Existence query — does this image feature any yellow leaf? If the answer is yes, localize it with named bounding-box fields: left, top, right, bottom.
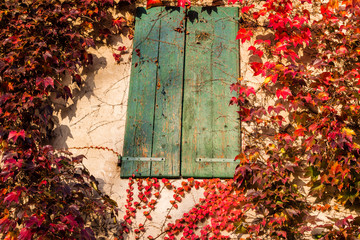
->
left=90, top=181, right=98, bottom=191
left=249, top=152, right=259, bottom=161
left=275, top=64, right=285, bottom=71
left=342, top=127, right=355, bottom=136
left=264, top=76, right=271, bottom=84
left=356, top=47, right=360, bottom=54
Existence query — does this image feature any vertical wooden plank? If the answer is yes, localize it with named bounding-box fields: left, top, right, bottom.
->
left=182, top=6, right=214, bottom=177
left=211, top=7, right=240, bottom=178
left=151, top=8, right=185, bottom=177
left=181, top=7, right=240, bottom=178
left=121, top=7, right=162, bottom=177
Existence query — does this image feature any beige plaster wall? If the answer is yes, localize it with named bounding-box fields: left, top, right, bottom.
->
left=52, top=37, right=131, bottom=202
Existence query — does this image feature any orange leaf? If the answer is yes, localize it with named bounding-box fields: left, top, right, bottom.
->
left=4, top=232, right=16, bottom=240
left=329, top=162, right=340, bottom=176
left=146, top=0, right=163, bottom=9
left=327, top=0, right=339, bottom=9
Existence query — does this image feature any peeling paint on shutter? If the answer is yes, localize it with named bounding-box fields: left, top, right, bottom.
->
left=122, top=7, right=240, bottom=178
left=181, top=7, right=240, bottom=178
left=121, top=7, right=184, bottom=177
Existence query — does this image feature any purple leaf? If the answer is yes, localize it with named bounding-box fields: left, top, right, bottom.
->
left=4, top=191, right=21, bottom=203
left=19, top=228, right=33, bottom=240
left=36, top=76, right=54, bottom=89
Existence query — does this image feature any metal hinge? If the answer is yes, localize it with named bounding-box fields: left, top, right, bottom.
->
left=122, top=157, right=165, bottom=162
left=195, top=158, right=235, bottom=163
left=118, top=156, right=165, bottom=167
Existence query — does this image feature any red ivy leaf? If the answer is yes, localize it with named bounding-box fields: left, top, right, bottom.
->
left=277, top=230, right=287, bottom=238
left=73, top=74, right=82, bottom=87
left=229, top=96, right=238, bottom=105
left=244, top=87, right=256, bottom=97
left=84, top=38, right=95, bottom=47
left=63, top=86, right=72, bottom=100
left=4, top=191, right=21, bottom=203
left=26, top=215, right=44, bottom=228
left=336, top=45, right=348, bottom=55
left=276, top=87, right=292, bottom=99
left=335, top=215, right=353, bottom=227
left=112, top=17, right=126, bottom=28
left=250, top=62, right=265, bottom=76
left=135, top=49, right=141, bottom=57
left=248, top=46, right=263, bottom=57
left=113, top=53, right=121, bottom=63
left=241, top=4, right=255, bottom=13
left=118, top=46, right=127, bottom=52
left=177, top=0, right=190, bottom=8
left=19, top=228, right=33, bottom=240
left=230, top=83, right=241, bottom=92
left=255, top=39, right=271, bottom=45
left=36, top=77, right=54, bottom=89
left=61, top=214, right=78, bottom=228
left=8, top=130, right=25, bottom=142
left=147, top=0, right=163, bottom=8
left=236, top=28, right=253, bottom=43
left=228, top=0, right=243, bottom=3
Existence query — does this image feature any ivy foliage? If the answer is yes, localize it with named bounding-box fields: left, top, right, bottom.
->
left=0, top=0, right=130, bottom=239
left=2, top=0, right=360, bottom=239
left=232, top=0, right=360, bottom=238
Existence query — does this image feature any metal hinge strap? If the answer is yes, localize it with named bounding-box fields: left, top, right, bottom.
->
left=122, top=157, right=165, bottom=162
left=195, top=158, right=235, bottom=163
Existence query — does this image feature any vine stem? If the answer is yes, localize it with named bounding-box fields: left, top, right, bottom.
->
left=138, top=180, right=176, bottom=240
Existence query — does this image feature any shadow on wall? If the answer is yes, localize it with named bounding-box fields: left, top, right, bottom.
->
left=51, top=53, right=108, bottom=149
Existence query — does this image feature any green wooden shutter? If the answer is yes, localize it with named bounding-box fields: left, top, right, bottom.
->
left=121, top=7, right=185, bottom=177
left=181, top=7, right=240, bottom=178
left=121, top=7, right=240, bottom=178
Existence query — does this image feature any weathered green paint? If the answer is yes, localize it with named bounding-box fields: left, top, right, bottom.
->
left=122, top=7, right=240, bottom=178
left=181, top=7, right=240, bottom=178
left=151, top=8, right=184, bottom=177
left=121, top=7, right=162, bottom=177
left=122, top=7, right=185, bottom=177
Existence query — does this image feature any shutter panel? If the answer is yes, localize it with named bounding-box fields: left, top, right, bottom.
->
left=181, top=7, right=240, bottom=178
left=121, top=7, right=185, bottom=177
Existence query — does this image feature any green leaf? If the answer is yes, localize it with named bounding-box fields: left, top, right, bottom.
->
left=306, top=166, right=320, bottom=181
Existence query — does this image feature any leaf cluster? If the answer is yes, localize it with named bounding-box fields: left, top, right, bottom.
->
left=232, top=0, right=360, bottom=238
left=0, top=0, right=131, bottom=239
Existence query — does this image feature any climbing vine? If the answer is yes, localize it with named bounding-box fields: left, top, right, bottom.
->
left=120, top=178, right=245, bottom=240
left=0, top=0, right=129, bottom=239
left=231, top=0, right=360, bottom=238
left=1, top=0, right=360, bottom=239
